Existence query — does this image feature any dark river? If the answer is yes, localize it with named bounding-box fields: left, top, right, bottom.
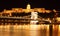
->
left=0, top=24, right=60, bottom=36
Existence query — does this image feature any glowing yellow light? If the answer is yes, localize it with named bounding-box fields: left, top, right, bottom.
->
left=30, top=25, right=38, bottom=30
left=53, top=9, right=56, bottom=12
left=56, top=17, right=60, bottom=21
left=26, top=4, right=31, bottom=9
left=59, top=25, right=60, bottom=31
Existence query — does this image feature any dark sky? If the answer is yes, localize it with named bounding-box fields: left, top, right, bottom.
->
left=0, top=0, right=60, bottom=11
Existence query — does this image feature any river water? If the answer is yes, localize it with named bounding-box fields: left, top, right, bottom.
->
left=0, top=24, right=60, bottom=36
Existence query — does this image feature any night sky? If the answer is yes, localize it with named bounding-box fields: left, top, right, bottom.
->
left=0, top=0, right=60, bottom=12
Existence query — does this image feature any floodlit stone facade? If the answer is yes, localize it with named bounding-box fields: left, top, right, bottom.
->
left=0, top=4, right=58, bottom=16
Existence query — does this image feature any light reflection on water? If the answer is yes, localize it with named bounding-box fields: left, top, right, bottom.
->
left=0, top=24, right=60, bottom=36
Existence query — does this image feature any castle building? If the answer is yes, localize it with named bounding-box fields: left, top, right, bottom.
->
left=0, top=4, right=55, bottom=17
left=0, top=4, right=60, bottom=24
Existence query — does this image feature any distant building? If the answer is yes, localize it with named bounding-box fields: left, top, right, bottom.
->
left=0, top=4, right=60, bottom=24
left=0, top=4, right=55, bottom=16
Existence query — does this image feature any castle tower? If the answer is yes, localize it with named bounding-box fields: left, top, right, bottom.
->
left=26, top=4, right=31, bottom=12
left=26, top=4, right=31, bottom=9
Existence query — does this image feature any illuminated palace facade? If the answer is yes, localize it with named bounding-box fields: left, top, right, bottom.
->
left=0, top=4, right=60, bottom=25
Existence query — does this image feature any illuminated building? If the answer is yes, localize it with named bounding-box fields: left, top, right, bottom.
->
left=0, top=4, right=60, bottom=36
left=0, top=4, right=53, bottom=16
left=0, top=4, right=60, bottom=24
